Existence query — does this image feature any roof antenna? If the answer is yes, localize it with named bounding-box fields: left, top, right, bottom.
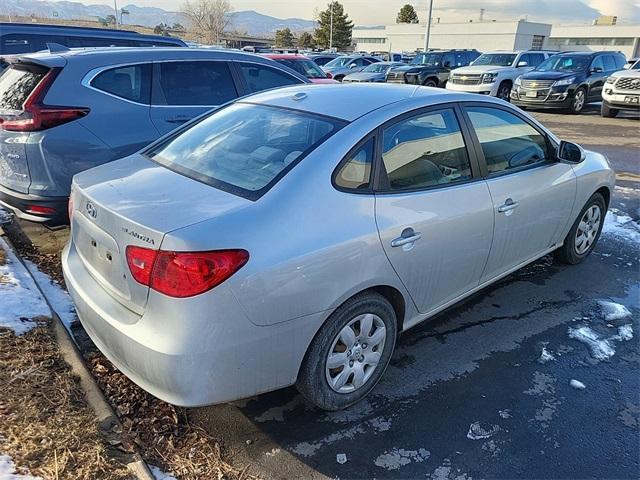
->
left=46, top=43, right=70, bottom=53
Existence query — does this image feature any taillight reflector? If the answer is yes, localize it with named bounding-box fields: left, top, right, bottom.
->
left=25, top=204, right=57, bottom=215
left=125, top=246, right=249, bottom=298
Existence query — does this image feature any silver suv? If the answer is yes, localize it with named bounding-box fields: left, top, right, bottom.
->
left=0, top=47, right=308, bottom=225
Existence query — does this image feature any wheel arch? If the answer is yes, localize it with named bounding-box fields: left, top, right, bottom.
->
left=423, top=75, right=439, bottom=86
left=595, top=185, right=611, bottom=209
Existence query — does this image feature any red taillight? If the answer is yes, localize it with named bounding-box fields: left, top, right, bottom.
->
left=25, top=204, right=56, bottom=215
left=125, top=246, right=249, bottom=298
left=0, top=69, right=89, bottom=132
left=325, top=72, right=333, bottom=79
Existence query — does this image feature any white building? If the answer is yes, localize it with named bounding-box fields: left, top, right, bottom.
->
left=353, top=20, right=552, bottom=54
left=547, top=24, right=640, bottom=58
left=353, top=20, right=640, bottom=59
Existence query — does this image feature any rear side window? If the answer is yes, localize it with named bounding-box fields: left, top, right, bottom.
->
left=334, top=137, right=374, bottom=191
left=1, top=34, right=55, bottom=54
left=156, top=61, right=237, bottom=106
left=465, top=107, right=550, bottom=174
left=528, top=53, right=545, bottom=67
left=381, top=109, right=471, bottom=191
left=146, top=103, right=343, bottom=199
left=91, top=64, right=152, bottom=104
left=602, top=55, right=616, bottom=72
left=0, top=66, right=46, bottom=111
left=613, top=54, right=626, bottom=70
left=238, top=63, right=300, bottom=93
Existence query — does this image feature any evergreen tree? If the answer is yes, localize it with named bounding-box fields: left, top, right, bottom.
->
left=275, top=28, right=295, bottom=47
left=314, top=2, right=353, bottom=50
left=298, top=31, right=315, bottom=49
left=397, top=4, right=419, bottom=24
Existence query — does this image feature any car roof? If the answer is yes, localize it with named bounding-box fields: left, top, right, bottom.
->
left=240, top=83, right=488, bottom=122
left=264, top=53, right=310, bottom=60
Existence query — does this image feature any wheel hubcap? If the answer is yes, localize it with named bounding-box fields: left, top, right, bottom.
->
left=574, top=91, right=585, bottom=111
left=499, top=86, right=510, bottom=100
left=325, top=313, right=386, bottom=393
left=575, top=205, right=601, bottom=255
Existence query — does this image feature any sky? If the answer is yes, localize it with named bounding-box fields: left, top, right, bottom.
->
left=52, top=0, right=640, bottom=25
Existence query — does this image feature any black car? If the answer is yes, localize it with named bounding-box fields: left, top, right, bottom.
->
left=308, top=53, right=340, bottom=66
left=510, top=51, right=627, bottom=114
left=385, top=49, right=481, bottom=87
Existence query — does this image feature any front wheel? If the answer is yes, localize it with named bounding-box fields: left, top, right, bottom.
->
left=601, top=101, right=619, bottom=118
left=423, top=79, right=438, bottom=88
left=497, top=81, right=512, bottom=101
left=296, top=292, right=397, bottom=410
left=569, top=87, right=587, bottom=114
left=555, top=192, right=606, bottom=264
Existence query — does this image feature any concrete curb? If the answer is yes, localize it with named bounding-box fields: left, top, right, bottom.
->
left=0, top=225, right=155, bottom=480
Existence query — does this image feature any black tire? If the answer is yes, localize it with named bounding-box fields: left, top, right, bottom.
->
left=569, top=87, right=587, bottom=114
left=601, top=101, right=619, bottom=118
left=554, top=192, right=606, bottom=265
left=497, top=80, right=512, bottom=101
left=334, top=75, right=345, bottom=82
left=296, top=291, right=397, bottom=411
left=423, top=78, right=438, bottom=88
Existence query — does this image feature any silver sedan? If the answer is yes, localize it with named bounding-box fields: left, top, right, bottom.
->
left=62, top=84, right=615, bottom=410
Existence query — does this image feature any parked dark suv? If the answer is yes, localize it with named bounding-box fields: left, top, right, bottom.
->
left=385, top=49, right=481, bottom=87
left=510, top=51, right=627, bottom=114
left=0, top=48, right=308, bottom=225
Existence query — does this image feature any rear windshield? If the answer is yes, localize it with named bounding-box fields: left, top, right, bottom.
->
left=276, top=59, right=326, bottom=79
left=145, top=103, right=344, bottom=200
left=0, top=65, right=47, bottom=111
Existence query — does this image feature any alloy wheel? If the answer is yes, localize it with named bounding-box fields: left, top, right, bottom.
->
left=573, top=90, right=585, bottom=112
left=574, top=205, right=601, bottom=255
left=325, top=313, right=386, bottom=393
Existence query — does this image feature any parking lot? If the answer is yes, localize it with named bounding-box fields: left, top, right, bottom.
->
left=9, top=107, right=638, bottom=479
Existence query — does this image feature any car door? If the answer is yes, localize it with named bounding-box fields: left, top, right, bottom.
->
left=150, top=60, right=239, bottom=135
left=374, top=106, right=494, bottom=314
left=462, top=104, right=577, bottom=283
left=587, top=55, right=607, bottom=101
left=440, top=52, right=456, bottom=83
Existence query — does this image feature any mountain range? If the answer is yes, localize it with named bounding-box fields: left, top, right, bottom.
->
left=0, top=0, right=317, bottom=37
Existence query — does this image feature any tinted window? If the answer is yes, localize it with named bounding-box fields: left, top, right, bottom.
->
left=466, top=107, right=549, bottom=174
left=335, top=137, right=374, bottom=190
left=442, top=53, right=455, bottom=68
left=528, top=53, right=545, bottom=67
left=454, top=52, right=467, bottom=66
left=381, top=109, right=471, bottom=191
left=91, top=64, right=152, bottom=103
left=537, top=55, right=590, bottom=72
left=519, top=54, right=530, bottom=67
left=275, top=59, right=326, bottom=79
left=0, top=34, right=53, bottom=54
left=602, top=55, right=616, bottom=71
left=157, top=61, right=237, bottom=106
left=590, top=56, right=605, bottom=72
left=613, top=55, right=626, bottom=70
left=0, top=66, right=46, bottom=110
left=239, top=63, right=299, bottom=93
left=147, top=104, right=341, bottom=198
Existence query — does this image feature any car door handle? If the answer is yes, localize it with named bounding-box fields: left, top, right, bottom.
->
left=166, top=116, right=192, bottom=124
left=498, top=198, right=519, bottom=213
left=391, top=228, right=422, bottom=248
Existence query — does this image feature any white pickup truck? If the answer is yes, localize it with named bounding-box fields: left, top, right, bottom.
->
left=446, top=50, right=554, bottom=100
left=602, top=58, right=640, bottom=117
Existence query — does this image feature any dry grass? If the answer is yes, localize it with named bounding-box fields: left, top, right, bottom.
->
left=0, top=322, right=132, bottom=480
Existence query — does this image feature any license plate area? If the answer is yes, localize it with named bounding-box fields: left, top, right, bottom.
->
left=624, top=96, right=639, bottom=104
left=526, top=90, right=538, bottom=98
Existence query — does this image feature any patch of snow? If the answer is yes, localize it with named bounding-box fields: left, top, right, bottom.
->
left=425, top=458, right=470, bottom=480
left=615, top=324, right=633, bottom=341
left=498, top=409, right=511, bottom=419
left=598, top=300, right=632, bottom=321
left=602, top=209, right=640, bottom=243
left=336, top=453, right=347, bottom=464
left=265, top=448, right=280, bottom=457
left=568, top=326, right=615, bottom=360
left=538, top=346, right=556, bottom=364
left=466, top=421, right=500, bottom=440
left=569, top=379, right=586, bottom=390
left=0, top=238, right=50, bottom=334
left=0, top=454, right=40, bottom=479
left=23, top=260, right=76, bottom=331
left=369, top=416, right=392, bottom=432
left=374, top=448, right=430, bottom=471
left=149, top=465, right=177, bottom=480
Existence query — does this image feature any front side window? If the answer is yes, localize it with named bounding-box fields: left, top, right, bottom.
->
left=411, top=53, right=442, bottom=66
left=381, top=109, right=472, bottom=191
left=537, top=55, right=590, bottom=72
left=465, top=107, right=550, bottom=175
left=146, top=103, right=343, bottom=198
left=91, top=64, right=152, bottom=103
left=156, top=61, right=237, bottom=106
left=238, top=63, right=300, bottom=93
left=590, top=56, right=605, bottom=72
left=473, top=53, right=517, bottom=67
left=528, top=53, right=545, bottom=67
left=334, top=137, right=374, bottom=191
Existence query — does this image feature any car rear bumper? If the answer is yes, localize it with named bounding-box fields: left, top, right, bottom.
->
left=62, top=240, right=324, bottom=407
left=0, top=183, right=68, bottom=225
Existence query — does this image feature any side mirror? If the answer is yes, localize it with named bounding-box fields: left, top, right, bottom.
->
left=590, top=66, right=604, bottom=74
left=349, top=63, right=358, bottom=69
left=557, top=140, right=585, bottom=164
left=517, top=61, right=528, bottom=67
left=623, top=63, right=631, bottom=70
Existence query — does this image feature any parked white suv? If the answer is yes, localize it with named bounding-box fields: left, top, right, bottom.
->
left=602, top=59, right=640, bottom=117
left=446, top=50, right=553, bottom=100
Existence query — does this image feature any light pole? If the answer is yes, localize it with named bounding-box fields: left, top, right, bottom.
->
left=423, top=0, right=434, bottom=51
left=329, top=2, right=334, bottom=51
left=113, top=0, right=119, bottom=28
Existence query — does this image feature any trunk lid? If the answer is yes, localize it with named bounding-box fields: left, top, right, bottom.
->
left=71, top=154, right=250, bottom=314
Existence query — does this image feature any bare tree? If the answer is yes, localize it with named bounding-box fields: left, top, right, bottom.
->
left=181, top=0, right=233, bottom=45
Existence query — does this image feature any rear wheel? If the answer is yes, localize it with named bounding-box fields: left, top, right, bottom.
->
left=334, top=75, right=345, bottom=82
left=555, top=192, right=606, bottom=264
left=296, top=292, right=397, bottom=410
left=423, top=78, right=438, bottom=88
left=497, top=80, right=512, bottom=101
left=569, top=87, right=587, bottom=114
left=601, top=101, right=619, bottom=118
